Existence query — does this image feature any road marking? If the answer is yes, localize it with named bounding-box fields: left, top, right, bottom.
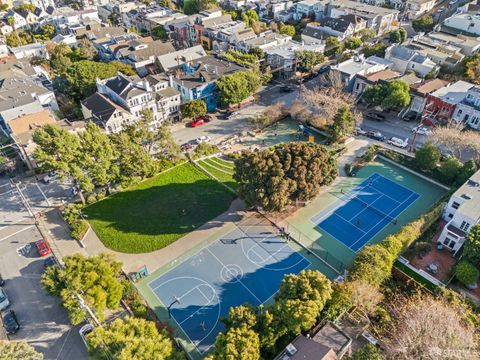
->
left=35, top=183, right=52, bottom=206
left=0, top=225, right=35, bottom=242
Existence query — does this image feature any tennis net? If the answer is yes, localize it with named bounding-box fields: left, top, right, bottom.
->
left=340, top=190, right=398, bottom=224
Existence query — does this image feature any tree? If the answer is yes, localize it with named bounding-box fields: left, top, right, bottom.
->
left=151, top=25, right=168, bottom=40
left=183, top=0, right=218, bottom=15
left=241, top=9, right=259, bottom=28
left=278, top=22, right=295, bottom=37
left=180, top=99, right=207, bottom=119
left=274, top=270, right=332, bottom=335
left=412, top=15, right=434, bottom=32
left=5, top=30, right=33, bottom=47
left=248, top=47, right=264, bottom=60
left=234, top=143, right=337, bottom=211
left=385, top=295, right=477, bottom=359
left=76, top=37, right=97, bottom=60
left=431, top=127, right=480, bottom=161
left=223, top=305, right=258, bottom=330
left=358, top=28, right=376, bottom=43
left=41, top=253, right=123, bottom=324
left=348, top=244, right=395, bottom=287
left=361, top=43, right=387, bottom=58
left=330, top=105, right=355, bottom=142
left=216, top=71, right=263, bottom=105
left=49, top=43, right=73, bottom=74
left=86, top=317, right=182, bottom=360
left=325, top=36, right=344, bottom=57
left=347, top=344, right=384, bottom=360
left=345, top=37, right=362, bottom=50
left=362, top=80, right=410, bottom=109
left=415, top=142, right=441, bottom=170
left=110, top=61, right=136, bottom=76
left=465, top=54, right=480, bottom=85
left=0, top=341, right=43, bottom=360
left=15, top=3, right=35, bottom=12
left=224, top=10, right=238, bottom=20
left=66, top=60, right=120, bottom=98
left=295, top=51, right=325, bottom=73
left=389, top=30, right=401, bottom=44
left=464, top=224, right=480, bottom=264
left=209, top=327, right=261, bottom=360
left=457, top=159, right=477, bottom=185
left=439, top=156, right=462, bottom=183
left=156, top=125, right=183, bottom=161
left=455, top=260, right=479, bottom=286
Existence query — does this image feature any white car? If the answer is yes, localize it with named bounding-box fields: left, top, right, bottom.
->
left=195, top=136, right=212, bottom=144
left=79, top=323, right=94, bottom=346
left=449, top=0, right=457, bottom=4
left=0, top=287, right=10, bottom=311
left=387, top=137, right=409, bottom=149
left=355, top=127, right=367, bottom=136
left=411, top=126, right=432, bottom=136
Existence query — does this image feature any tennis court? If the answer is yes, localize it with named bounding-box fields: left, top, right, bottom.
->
left=311, top=173, right=419, bottom=252
left=147, top=221, right=310, bottom=354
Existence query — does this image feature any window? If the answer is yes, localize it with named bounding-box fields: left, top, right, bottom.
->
left=451, top=201, right=460, bottom=209
left=448, top=213, right=453, bottom=219
left=457, top=109, right=463, bottom=115
left=460, top=221, right=470, bottom=231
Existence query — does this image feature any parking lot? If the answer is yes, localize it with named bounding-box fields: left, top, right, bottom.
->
left=0, top=176, right=87, bottom=359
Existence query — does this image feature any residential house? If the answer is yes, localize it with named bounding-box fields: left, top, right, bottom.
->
left=235, top=31, right=291, bottom=53
left=443, top=11, right=480, bottom=36
left=13, top=0, right=55, bottom=12
left=385, top=44, right=437, bottom=78
left=188, top=9, right=224, bottom=44
left=0, top=22, right=14, bottom=35
left=427, top=32, right=480, bottom=56
left=352, top=68, right=402, bottom=98
left=193, top=13, right=233, bottom=46
left=401, top=78, right=449, bottom=120
left=171, top=55, right=244, bottom=111
left=224, top=0, right=256, bottom=9
left=6, top=10, right=28, bottom=30
left=422, top=80, right=474, bottom=125
left=129, top=6, right=187, bottom=34
left=50, top=7, right=100, bottom=27
left=295, top=0, right=318, bottom=20
left=15, top=7, right=39, bottom=28
left=438, top=169, right=480, bottom=253
left=303, top=14, right=366, bottom=41
left=50, top=33, right=78, bottom=48
left=403, top=35, right=465, bottom=68
left=404, top=0, right=436, bottom=20
left=115, top=39, right=176, bottom=76
left=0, top=40, right=9, bottom=58
left=9, top=42, right=48, bottom=59
left=275, top=322, right=351, bottom=360
left=91, top=73, right=180, bottom=132
left=98, top=1, right=137, bottom=26
left=228, top=28, right=257, bottom=51
left=156, top=45, right=207, bottom=72
left=451, top=85, right=480, bottom=130
left=166, top=17, right=194, bottom=47
left=201, top=20, right=246, bottom=50
left=258, top=0, right=295, bottom=22
left=331, top=54, right=393, bottom=91
left=265, top=40, right=324, bottom=79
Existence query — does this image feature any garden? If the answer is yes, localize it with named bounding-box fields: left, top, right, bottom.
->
left=83, top=163, right=235, bottom=253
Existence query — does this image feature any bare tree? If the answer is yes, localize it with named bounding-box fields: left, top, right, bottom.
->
left=264, top=102, right=286, bottom=122
left=431, top=127, right=480, bottom=160
left=348, top=281, right=383, bottom=315
left=385, top=295, right=477, bottom=360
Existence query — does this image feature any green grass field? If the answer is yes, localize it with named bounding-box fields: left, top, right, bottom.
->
left=84, top=163, right=235, bottom=253
left=197, top=156, right=237, bottom=190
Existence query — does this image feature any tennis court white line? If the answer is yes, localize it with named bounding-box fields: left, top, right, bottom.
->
left=349, top=192, right=386, bottom=223
left=333, top=212, right=366, bottom=234
left=206, top=248, right=263, bottom=304
left=349, top=191, right=418, bottom=251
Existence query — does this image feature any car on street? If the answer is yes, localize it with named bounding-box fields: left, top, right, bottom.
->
left=365, top=112, right=386, bottom=121
left=355, top=127, right=367, bottom=136
left=449, top=0, right=457, bottom=4
left=79, top=323, right=94, bottom=347
left=2, top=310, right=19, bottom=334
left=35, top=239, right=51, bottom=257
left=43, top=256, right=56, bottom=268
left=411, top=125, right=432, bottom=136
left=0, top=274, right=4, bottom=286
left=367, top=130, right=386, bottom=141
left=403, top=112, right=417, bottom=122
left=0, top=287, right=10, bottom=310
left=195, top=135, right=212, bottom=144
left=387, top=137, right=409, bottom=149
left=319, top=66, right=330, bottom=74
left=189, top=117, right=210, bottom=128
left=280, top=86, right=294, bottom=93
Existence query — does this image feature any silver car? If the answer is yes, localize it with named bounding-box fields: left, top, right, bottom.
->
left=0, top=287, right=10, bottom=310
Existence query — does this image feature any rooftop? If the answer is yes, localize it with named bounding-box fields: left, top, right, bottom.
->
left=430, top=80, right=474, bottom=104
left=157, top=45, right=207, bottom=71
left=7, top=110, right=55, bottom=135
left=332, top=55, right=392, bottom=76
left=411, top=79, right=450, bottom=96
left=82, top=92, right=129, bottom=121
left=451, top=169, right=480, bottom=220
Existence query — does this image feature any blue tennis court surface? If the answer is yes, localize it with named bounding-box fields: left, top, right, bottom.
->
left=312, top=173, right=419, bottom=252
left=148, top=223, right=310, bottom=354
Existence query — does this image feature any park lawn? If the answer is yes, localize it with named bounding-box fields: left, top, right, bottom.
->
left=198, top=157, right=237, bottom=190
left=84, top=163, right=235, bottom=253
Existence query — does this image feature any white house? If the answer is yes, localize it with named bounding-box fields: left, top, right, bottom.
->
left=443, top=12, right=480, bottom=36
left=404, top=0, right=436, bottom=20
left=451, top=85, right=480, bottom=130
left=385, top=44, right=437, bottom=78
left=438, top=169, right=480, bottom=253
left=9, top=42, right=48, bottom=59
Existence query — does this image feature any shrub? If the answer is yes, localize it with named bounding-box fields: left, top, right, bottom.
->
left=131, top=297, right=148, bottom=318
left=455, top=260, right=479, bottom=286
left=193, top=142, right=218, bottom=159
left=70, top=219, right=89, bottom=240
left=344, top=163, right=353, bottom=176
left=360, top=145, right=376, bottom=162
left=86, top=193, right=97, bottom=204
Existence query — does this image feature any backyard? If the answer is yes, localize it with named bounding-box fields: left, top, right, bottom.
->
left=84, top=163, right=236, bottom=253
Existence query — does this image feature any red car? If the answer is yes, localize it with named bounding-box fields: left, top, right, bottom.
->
left=35, top=239, right=51, bottom=257
left=190, top=117, right=211, bottom=128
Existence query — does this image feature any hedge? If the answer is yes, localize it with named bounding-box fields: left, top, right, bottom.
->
left=70, top=219, right=89, bottom=240
left=348, top=201, right=445, bottom=288
left=455, top=260, right=480, bottom=287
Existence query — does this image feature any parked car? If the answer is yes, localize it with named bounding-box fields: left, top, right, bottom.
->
left=280, top=86, right=294, bottom=93
left=42, top=171, right=57, bottom=184
left=0, top=274, right=4, bottom=286
left=0, top=287, right=10, bottom=310
left=403, top=112, right=417, bottom=122
left=35, top=239, right=51, bottom=257
left=43, top=256, right=56, bottom=268
left=365, top=112, right=386, bottom=121
left=355, top=127, right=367, bottom=136
left=2, top=310, right=19, bottom=334
left=387, top=137, right=409, bottom=149
left=79, top=323, right=94, bottom=347
left=319, top=66, right=330, bottom=74
left=195, top=136, right=212, bottom=144
left=411, top=125, right=432, bottom=136
left=367, top=131, right=386, bottom=141
left=190, top=117, right=209, bottom=128
left=448, top=0, right=457, bottom=5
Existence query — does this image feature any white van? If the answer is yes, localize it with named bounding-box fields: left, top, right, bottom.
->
left=387, top=137, right=409, bottom=149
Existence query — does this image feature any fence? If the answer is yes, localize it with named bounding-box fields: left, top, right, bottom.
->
left=255, top=209, right=347, bottom=276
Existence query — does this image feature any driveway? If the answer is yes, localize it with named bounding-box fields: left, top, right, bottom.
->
left=0, top=176, right=87, bottom=360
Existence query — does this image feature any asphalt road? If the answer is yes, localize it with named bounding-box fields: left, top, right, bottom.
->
left=0, top=176, right=87, bottom=360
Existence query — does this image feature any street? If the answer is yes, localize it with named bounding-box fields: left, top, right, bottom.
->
left=0, top=177, right=87, bottom=360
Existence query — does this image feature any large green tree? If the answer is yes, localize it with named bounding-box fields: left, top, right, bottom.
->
left=151, top=25, right=168, bottom=40
left=439, top=156, right=462, bottom=184
left=234, top=142, right=337, bottom=211
left=156, top=125, right=183, bottom=161
left=0, top=341, right=43, bottom=360
left=183, top=0, right=217, bottom=15
left=464, top=224, right=480, bottom=264
left=348, top=344, right=385, bottom=360
left=216, top=71, right=263, bottom=106
left=415, top=142, right=441, bottom=171
left=41, top=253, right=123, bottom=324
left=278, top=22, right=295, bottom=37
left=412, top=15, right=434, bottom=32
left=325, top=36, right=344, bottom=57
left=330, top=105, right=355, bottom=142
left=87, top=317, right=182, bottom=360
left=180, top=99, right=207, bottom=119
left=362, top=80, right=410, bottom=109
left=208, top=327, right=261, bottom=360
left=241, top=9, right=259, bottom=28
left=358, top=28, right=376, bottom=43
left=295, top=51, right=325, bottom=73
left=345, top=37, right=362, bottom=50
